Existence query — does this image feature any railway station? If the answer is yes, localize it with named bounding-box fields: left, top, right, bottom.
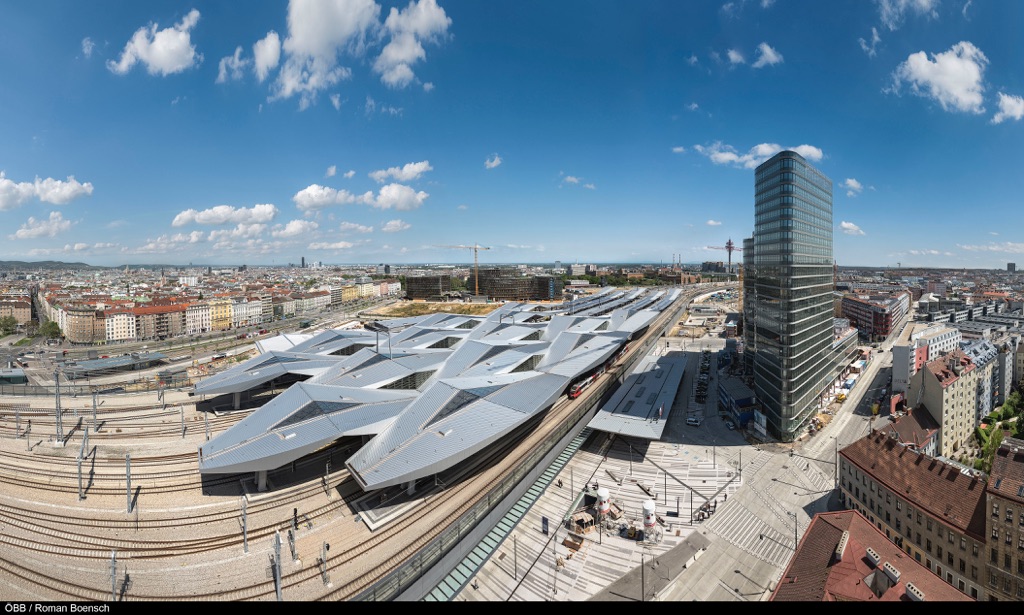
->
left=195, top=290, right=682, bottom=502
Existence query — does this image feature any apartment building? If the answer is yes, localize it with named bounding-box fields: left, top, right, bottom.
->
left=185, top=302, right=211, bottom=335
left=209, top=298, right=233, bottom=331
left=231, top=298, right=263, bottom=328
left=0, top=299, right=32, bottom=325
left=104, top=308, right=137, bottom=342
left=840, top=292, right=911, bottom=342
left=963, top=340, right=1000, bottom=422
left=65, top=305, right=101, bottom=344
left=985, top=437, right=1024, bottom=601
left=839, top=430, right=987, bottom=599
left=892, top=323, right=962, bottom=395
left=907, top=350, right=979, bottom=458
left=272, top=295, right=296, bottom=319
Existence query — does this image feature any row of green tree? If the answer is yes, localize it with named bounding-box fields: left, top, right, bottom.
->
left=974, top=388, right=1024, bottom=473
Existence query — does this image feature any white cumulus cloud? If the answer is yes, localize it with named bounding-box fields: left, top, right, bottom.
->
left=9, top=211, right=73, bottom=239
left=373, top=0, right=451, bottom=89
left=840, top=221, right=865, bottom=235
left=752, top=43, right=783, bottom=68
left=672, top=146, right=685, bottom=153
left=485, top=154, right=502, bottom=169
left=326, top=165, right=337, bottom=177
left=706, top=220, right=722, bottom=226
left=82, top=37, right=95, bottom=58
left=381, top=219, right=411, bottom=232
left=309, top=241, right=354, bottom=250
left=844, top=178, right=864, bottom=197
left=292, top=184, right=374, bottom=211
left=369, top=160, right=432, bottom=183
left=373, top=183, right=428, bottom=210
left=171, top=203, right=278, bottom=226
left=216, top=46, right=250, bottom=83
left=272, top=219, right=319, bottom=238
left=270, top=0, right=379, bottom=109
left=339, top=221, right=373, bottom=233
left=693, top=142, right=823, bottom=169
left=0, top=172, right=94, bottom=210
left=343, top=170, right=356, bottom=178
left=252, top=30, right=281, bottom=83
left=878, top=0, right=939, bottom=31
left=992, top=92, right=1024, bottom=124
left=890, top=41, right=988, bottom=114
left=107, top=9, right=203, bottom=76
left=727, top=49, right=745, bottom=65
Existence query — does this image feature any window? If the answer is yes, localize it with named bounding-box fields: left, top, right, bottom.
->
left=1006, top=553, right=1012, bottom=570
left=1008, top=532, right=1014, bottom=546
left=896, top=519, right=902, bottom=532
left=993, top=548, right=999, bottom=564
left=886, top=493, right=891, bottom=504
left=886, top=511, right=891, bottom=523
left=949, top=552, right=955, bottom=566
left=993, top=527, right=1000, bottom=540
left=1009, top=508, right=1015, bottom=523
left=917, top=512, right=923, bottom=525
left=916, top=532, right=921, bottom=544
left=1019, top=512, right=1024, bottom=526
left=949, top=531, right=955, bottom=544
left=972, top=565, right=978, bottom=580
left=989, top=571, right=997, bottom=587
left=961, top=537, right=967, bottom=551
left=938, top=546, right=943, bottom=559
left=896, top=501, right=902, bottom=511
left=927, top=518, right=932, bottom=531
left=974, top=543, right=980, bottom=557
left=927, top=539, right=932, bottom=552
left=994, top=503, right=1000, bottom=518
left=960, top=558, right=966, bottom=573
left=1018, top=559, right=1024, bottom=574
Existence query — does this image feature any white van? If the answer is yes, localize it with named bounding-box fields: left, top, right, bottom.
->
left=686, top=416, right=702, bottom=427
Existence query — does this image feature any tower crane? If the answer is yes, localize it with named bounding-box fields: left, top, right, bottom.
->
left=435, top=244, right=492, bottom=296
left=706, top=238, right=743, bottom=274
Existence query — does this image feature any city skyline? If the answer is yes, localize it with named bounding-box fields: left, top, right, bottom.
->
left=2, top=1, right=1023, bottom=269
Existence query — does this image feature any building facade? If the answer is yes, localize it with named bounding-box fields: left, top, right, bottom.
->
left=985, top=437, right=1024, bottom=601
left=907, top=350, right=979, bottom=458
left=839, top=430, right=987, bottom=600
left=744, top=150, right=836, bottom=441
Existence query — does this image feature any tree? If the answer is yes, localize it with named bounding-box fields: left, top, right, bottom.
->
left=0, top=315, right=16, bottom=335
left=40, top=321, right=61, bottom=340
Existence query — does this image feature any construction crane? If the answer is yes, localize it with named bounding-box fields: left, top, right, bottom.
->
left=435, top=244, right=492, bottom=296
left=706, top=238, right=743, bottom=274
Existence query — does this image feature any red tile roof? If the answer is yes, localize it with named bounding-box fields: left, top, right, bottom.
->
left=771, top=510, right=972, bottom=601
left=840, top=430, right=987, bottom=540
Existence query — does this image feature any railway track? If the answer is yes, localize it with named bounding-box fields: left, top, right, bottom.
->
left=0, top=291, right=697, bottom=601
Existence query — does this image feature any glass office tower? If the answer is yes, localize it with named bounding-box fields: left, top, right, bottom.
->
left=746, top=150, right=834, bottom=441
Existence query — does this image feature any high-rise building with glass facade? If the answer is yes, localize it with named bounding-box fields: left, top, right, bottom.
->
left=743, top=150, right=836, bottom=441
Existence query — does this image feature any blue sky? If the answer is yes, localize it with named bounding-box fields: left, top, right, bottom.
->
left=1, top=0, right=1023, bottom=270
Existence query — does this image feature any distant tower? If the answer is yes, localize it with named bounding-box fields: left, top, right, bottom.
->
left=301, top=256, right=306, bottom=269
left=1009, top=263, right=1016, bottom=273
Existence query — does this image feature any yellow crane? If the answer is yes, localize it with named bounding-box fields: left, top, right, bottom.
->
left=435, top=244, right=492, bottom=296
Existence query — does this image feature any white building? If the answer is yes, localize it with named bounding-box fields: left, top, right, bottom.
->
left=185, top=302, right=211, bottom=335
left=892, top=322, right=962, bottom=395
left=104, top=309, right=137, bottom=343
left=232, top=299, right=263, bottom=328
